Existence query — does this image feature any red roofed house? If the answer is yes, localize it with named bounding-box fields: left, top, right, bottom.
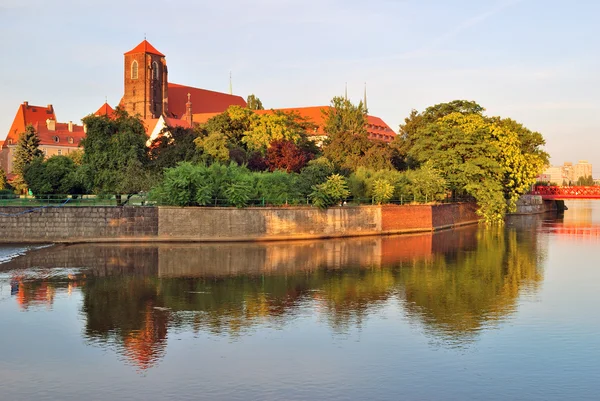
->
left=254, top=106, right=396, bottom=147
left=0, top=102, right=85, bottom=174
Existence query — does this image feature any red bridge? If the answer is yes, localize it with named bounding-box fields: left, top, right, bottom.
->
left=532, top=186, right=600, bottom=200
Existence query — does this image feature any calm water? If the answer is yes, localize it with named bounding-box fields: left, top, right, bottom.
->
left=0, top=201, right=599, bottom=401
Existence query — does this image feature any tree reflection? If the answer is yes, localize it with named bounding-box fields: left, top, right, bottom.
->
left=4, top=224, right=545, bottom=369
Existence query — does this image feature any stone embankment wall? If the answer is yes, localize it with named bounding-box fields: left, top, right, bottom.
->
left=0, top=203, right=479, bottom=243
left=511, top=195, right=559, bottom=215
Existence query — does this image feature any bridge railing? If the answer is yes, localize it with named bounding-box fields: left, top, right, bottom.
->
left=532, top=186, right=600, bottom=198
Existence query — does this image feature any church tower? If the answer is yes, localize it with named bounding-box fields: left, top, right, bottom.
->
left=122, top=40, right=169, bottom=119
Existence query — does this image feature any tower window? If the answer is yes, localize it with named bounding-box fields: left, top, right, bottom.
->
left=131, top=60, right=139, bottom=79
left=152, top=61, right=159, bottom=80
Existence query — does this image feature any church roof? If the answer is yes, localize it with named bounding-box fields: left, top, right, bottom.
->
left=167, top=83, right=247, bottom=118
left=94, top=102, right=116, bottom=118
left=124, top=40, right=165, bottom=57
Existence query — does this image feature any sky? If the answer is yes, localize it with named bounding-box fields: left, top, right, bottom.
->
left=1, top=0, right=599, bottom=176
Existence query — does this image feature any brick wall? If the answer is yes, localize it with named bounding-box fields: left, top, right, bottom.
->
left=0, top=207, right=157, bottom=242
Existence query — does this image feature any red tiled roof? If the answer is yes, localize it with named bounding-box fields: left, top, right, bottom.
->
left=124, top=40, right=165, bottom=57
left=94, top=102, right=116, bottom=118
left=168, top=83, right=247, bottom=118
left=31, top=121, right=85, bottom=148
left=142, top=118, right=160, bottom=135
left=164, top=117, right=191, bottom=128
left=5, top=102, right=56, bottom=145
left=255, top=106, right=396, bottom=142
left=192, top=112, right=222, bottom=124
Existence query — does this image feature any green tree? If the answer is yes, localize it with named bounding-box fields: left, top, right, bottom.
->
left=321, top=97, right=371, bottom=172
left=256, top=170, right=299, bottom=205
left=400, top=102, right=547, bottom=223
left=576, top=175, right=595, bottom=186
left=0, top=167, right=7, bottom=190
left=150, top=126, right=202, bottom=171
left=66, top=149, right=84, bottom=166
left=23, top=156, right=85, bottom=197
left=394, top=100, right=485, bottom=168
left=12, top=124, right=44, bottom=193
left=81, top=108, right=151, bottom=204
left=310, top=174, right=350, bottom=208
left=297, top=158, right=335, bottom=198
left=195, top=132, right=230, bottom=163
left=247, top=94, right=264, bottom=110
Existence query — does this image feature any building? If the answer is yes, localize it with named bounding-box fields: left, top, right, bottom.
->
left=0, top=102, right=85, bottom=174
left=2, top=40, right=397, bottom=174
left=194, top=106, right=396, bottom=147
left=119, top=40, right=246, bottom=129
left=541, top=160, right=594, bottom=185
left=118, top=40, right=395, bottom=142
left=573, top=160, right=592, bottom=181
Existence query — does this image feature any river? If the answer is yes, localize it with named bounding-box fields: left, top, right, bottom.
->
left=0, top=200, right=598, bottom=400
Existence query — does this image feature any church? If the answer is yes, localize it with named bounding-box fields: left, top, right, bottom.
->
left=1, top=40, right=395, bottom=175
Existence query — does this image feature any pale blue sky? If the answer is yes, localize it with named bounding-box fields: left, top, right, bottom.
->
left=1, top=0, right=598, bottom=176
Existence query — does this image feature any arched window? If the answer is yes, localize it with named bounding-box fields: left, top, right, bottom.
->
left=152, top=61, right=159, bottom=80
left=131, top=60, right=139, bottom=79
left=53, top=136, right=59, bottom=143
left=67, top=137, right=74, bottom=144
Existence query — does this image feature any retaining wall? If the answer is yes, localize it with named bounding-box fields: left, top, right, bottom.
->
left=0, top=203, right=479, bottom=243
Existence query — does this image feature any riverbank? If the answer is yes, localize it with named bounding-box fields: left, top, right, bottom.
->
left=0, top=203, right=479, bottom=244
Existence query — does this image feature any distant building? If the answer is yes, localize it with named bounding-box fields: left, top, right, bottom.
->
left=2, top=40, right=397, bottom=174
left=541, top=160, right=594, bottom=185
left=0, top=102, right=85, bottom=175
left=573, top=160, right=592, bottom=181
left=194, top=106, right=396, bottom=146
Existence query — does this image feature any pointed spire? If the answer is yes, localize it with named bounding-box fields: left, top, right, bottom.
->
left=363, top=82, right=368, bottom=112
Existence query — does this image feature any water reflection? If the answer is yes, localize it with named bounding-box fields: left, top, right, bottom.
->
left=0, top=224, right=546, bottom=370
left=541, top=200, right=600, bottom=241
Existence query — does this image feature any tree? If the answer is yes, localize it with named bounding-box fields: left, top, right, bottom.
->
left=297, top=158, right=335, bottom=197
left=195, top=132, right=230, bottom=163
left=247, top=94, right=264, bottom=110
left=12, top=124, right=44, bottom=193
left=242, top=112, right=304, bottom=152
left=266, top=140, right=313, bottom=173
left=576, top=175, right=595, bottom=186
left=66, top=149, right=84, bottom=166
left=150, top=126, right=202, bottom=171
left=81, top=108, right=151, bottom=204
left=394, top=100, right=485, bottom=168
left=321, top=97, right=371, bottom=172
left=202, top=106, right=255, bottom=146
left=0, top=167, right=7, bottom=190
left=404, top=107, right=547, bottom=223
left=23, top=156, right=86, bottom=197
left=310, top=174, right=350, bottom=208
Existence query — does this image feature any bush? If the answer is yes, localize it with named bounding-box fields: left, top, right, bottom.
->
left=256, top=170, right=300, bottom=205
left=372, top=179, right=394, bottom=204
left=310, top=174, right=350, bottom=208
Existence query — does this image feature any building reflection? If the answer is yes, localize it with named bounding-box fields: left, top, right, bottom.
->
left=1, top=223, right=546, bottom=369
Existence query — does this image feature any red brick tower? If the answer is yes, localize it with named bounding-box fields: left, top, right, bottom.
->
left=122, top=40, right=169, bottom=119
